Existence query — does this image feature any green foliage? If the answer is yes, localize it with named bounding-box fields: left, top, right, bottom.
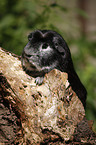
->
left=0, top=0, right=96, bottom=132
left=0, top=0, right=67, bottom=54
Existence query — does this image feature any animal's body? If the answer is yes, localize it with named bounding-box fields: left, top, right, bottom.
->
left=21, top=30, right=87, bottom=108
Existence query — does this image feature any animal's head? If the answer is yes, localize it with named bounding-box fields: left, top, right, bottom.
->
left=22, top=30, right=73, bottom=76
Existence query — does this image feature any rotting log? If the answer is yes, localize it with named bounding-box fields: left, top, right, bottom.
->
left=0, top=47, right=96, bottom=144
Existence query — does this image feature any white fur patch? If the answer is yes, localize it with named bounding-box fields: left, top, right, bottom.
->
left=41, top=61, right=58, bottom=72
left=40, top=45, right=52, bottom=53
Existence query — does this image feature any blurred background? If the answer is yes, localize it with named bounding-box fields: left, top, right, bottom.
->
left=0, top=0, right=96, bottom=132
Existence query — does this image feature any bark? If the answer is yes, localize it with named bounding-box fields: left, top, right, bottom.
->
left=0, top=47, right=96, bottom=144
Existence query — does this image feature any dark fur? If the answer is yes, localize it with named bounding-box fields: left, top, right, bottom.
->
left=21, top=30, right=87, bottom=108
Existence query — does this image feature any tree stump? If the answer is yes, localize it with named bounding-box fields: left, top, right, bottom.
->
left=0, top=47, right=96, bottom=144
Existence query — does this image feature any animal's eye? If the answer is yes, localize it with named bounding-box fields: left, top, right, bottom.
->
left=42, top=43, right=48, bottom=49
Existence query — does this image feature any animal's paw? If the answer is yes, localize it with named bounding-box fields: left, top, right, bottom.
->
left=35, top=76, right=44, bottom=85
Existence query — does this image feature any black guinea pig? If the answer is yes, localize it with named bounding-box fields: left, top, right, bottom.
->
left=21, top=30, right=87, bottom=108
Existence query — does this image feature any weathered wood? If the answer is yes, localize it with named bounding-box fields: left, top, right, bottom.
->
left=0, top=47, right=96, bottom=144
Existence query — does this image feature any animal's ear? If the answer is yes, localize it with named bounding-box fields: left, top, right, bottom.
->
left=53, top=37, right=65, bottom=56
left=56, top=46, right=65, bottom=56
